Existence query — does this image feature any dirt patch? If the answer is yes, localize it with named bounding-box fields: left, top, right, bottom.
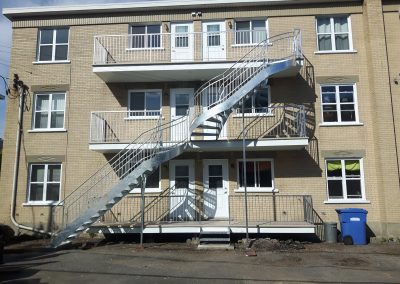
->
left=336, top=257, right=369, bottom=267
left=236, top=238, right=307, bottom=252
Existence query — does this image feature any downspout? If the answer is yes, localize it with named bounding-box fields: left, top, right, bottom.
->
left=10, top=82, right=49, bottom=235
left=382, top=7, right=400, bottom=188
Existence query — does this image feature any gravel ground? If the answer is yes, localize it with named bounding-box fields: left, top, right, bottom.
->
left=1, top=237, right=400, bottom=283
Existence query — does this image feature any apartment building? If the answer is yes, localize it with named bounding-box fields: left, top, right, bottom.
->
left=1, top=0, right=399, bottom=247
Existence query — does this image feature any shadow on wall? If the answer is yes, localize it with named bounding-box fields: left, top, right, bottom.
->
left=275, top=149, right=322, bottom=178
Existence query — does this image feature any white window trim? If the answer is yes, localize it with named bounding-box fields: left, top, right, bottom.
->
left=129, top=167, right=162, bottom=193
left=234, top=85, right=271, bottom=117
left=320, top=84, right=360, bottom=125
left=129, top=24, right=163, bottom=50
left=32, top=92, right=66, bottom=130
left=236, top=158, right=275, bottom=192
left=27, top=163, right=62, bottom=205
left=233, top=19, right=269, bottom=46
left=37, top=28, right=69, bottom=62
left=315, top=15, right=354, bottom=52
left=128, top=89, right=162, bottom=119
left=325, top=158, right=367, bottom=202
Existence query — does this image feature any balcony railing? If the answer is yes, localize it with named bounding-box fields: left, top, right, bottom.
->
left=90, top=104, right=306, bottom=144
left=100, top=191, right=314, bottom=225
left=93, top=30, right=274, bottom=65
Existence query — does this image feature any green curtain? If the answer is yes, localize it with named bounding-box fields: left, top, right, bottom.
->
left=327, top=160, right=360, bottom=171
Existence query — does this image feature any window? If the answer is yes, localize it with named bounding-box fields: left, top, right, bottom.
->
left=33, top=93, right=65, bottom=129
left=237, top=159, right=274, bottom=191
left=321, top=84, right=358, bottom=124
left=326, top=159, right=365, bottom=200
left=37, top=28, right=69, bottom=61
left=130, top=25, right=161, bottom=49
left=235, top=20, right=267, bottom=45
left=128, top=90, right=161, bottom=117
left=174, top=25, right=189, bottom=48
left=28, top=164, right=61, bottom=203
left=316, top=16, right=352, bottom=51
left=237, top=86, right=270, bottom=115
left=130, top=167, right=161, bottom=193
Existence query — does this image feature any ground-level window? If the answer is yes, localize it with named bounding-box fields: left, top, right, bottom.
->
left=33, top=93, right=66, bottom=129
left=237, top=159, right=274, bottom=191
left=325, top=159, right=365, bottom=200
left=28, top=164, right=62, bottom=203
left=321, top=84, right=358, bottom=124
left=128, top=90, right=162, bottom=117
left=130, top=167, right=161, bottom=192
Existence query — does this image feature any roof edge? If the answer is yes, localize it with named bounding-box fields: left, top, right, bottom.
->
left=3, top=0, right=361, bottom=20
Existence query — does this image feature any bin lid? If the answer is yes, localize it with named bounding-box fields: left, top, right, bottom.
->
left=335, top=208, right=368, bottom=214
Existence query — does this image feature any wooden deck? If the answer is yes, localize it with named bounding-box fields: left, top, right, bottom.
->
left=90, top=220, right=316, bottom=235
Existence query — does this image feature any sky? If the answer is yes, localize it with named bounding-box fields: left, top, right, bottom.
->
left=0, top=0, right=145, bottom=138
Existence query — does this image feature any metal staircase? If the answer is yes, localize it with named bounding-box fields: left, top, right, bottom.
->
left=50, top=30, right=303, bottom=248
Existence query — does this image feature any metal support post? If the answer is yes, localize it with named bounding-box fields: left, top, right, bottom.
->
left=242, top=98, right=249, bottom=245
left=140, top=175, right=146, bottom=248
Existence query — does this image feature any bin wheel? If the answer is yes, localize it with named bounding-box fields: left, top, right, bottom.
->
left=343, top=236, right=353, bottom=245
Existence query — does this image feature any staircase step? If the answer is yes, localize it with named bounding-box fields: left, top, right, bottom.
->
left=206, top=117, right=222, bottom=123
left=197, top=124, right=220, bottom=130
left=199, top=237, right=230, bottom=242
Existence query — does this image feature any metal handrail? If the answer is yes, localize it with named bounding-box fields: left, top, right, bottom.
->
left=52, top=30, right=302, bottom=237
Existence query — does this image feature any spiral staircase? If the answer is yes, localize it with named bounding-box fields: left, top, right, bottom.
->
left=50, top=30, right=304, bottom=248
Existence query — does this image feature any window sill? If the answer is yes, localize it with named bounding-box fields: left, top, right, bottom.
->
left=124, top=116, right=162, bottom=120
left=314, top=50, right=357, bottom=55
left=23, top=201, right=63, bottom=206
left=235, top=188, right=278, bottom=193
left=128, top=188, right=162, bottom=194
left=319, top=122, right=363, bottom=127
left=28, top=129, right=67, bottom=133
left=233, top=113, right=274, bottom=118
left=324, top=199, right=370, bottom=204
left=126, top=47, right=164, bottom=51
left=231, top=42, right=272, bottom=48
left=32, top=60, right=71, bottom=64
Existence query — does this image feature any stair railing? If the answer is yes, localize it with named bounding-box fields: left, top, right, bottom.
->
left=189, top=30, right=302, bottom=129
left=51, top=30, right=302, bottom=236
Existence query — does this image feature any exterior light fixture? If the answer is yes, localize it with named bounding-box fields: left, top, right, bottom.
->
left=228, top=21, right=233, bottom=29
left=164, top=23, right=169, bottom=32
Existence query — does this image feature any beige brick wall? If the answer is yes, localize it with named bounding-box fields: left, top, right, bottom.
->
left=1, top=1, right=400, bottom=237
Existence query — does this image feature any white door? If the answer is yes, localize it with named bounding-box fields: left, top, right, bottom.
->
left=201, top=89, right=227, bottom=140
left=170, top=88, right=194, bottom=142
left=169, top=160, right=195, bottom=221
left=203, top=159, right=229, bottom=219
left=202, top=22, right=226, bottom=61
left=171, top=23, right=194, bottom=62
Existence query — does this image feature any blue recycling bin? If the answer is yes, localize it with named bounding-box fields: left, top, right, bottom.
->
left=336, top=208, right=368, bottom=245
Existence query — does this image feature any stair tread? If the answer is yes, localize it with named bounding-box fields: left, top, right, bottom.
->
left=200, top=238, right=231, bottom=242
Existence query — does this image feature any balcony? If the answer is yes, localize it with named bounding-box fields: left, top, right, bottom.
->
left=89, top=104, right=309, bottom=152
left=93, top=30, right=301, bottom=82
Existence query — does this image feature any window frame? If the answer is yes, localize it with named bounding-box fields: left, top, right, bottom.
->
left=37, top=28, right=70, bottom=62
left=235, top=85, right=271, bottom=116
left=234, top=19, right=269, bottom=46
left=315, top=15, right=353, bottom=52
left=127, top=89, right=162, bottom=119
left=325, top=158, right=366, bottom=202
left=320, top=84, right=359, bottom=125
left=129, top=24, right=162, bottom=50
left=236, top=158, right=275, bottom=192
left=27, top=163, right=62, bottom=205
left=129, top=167, right=162, bottom=193
left=32, top=92, right=66, bottom=130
